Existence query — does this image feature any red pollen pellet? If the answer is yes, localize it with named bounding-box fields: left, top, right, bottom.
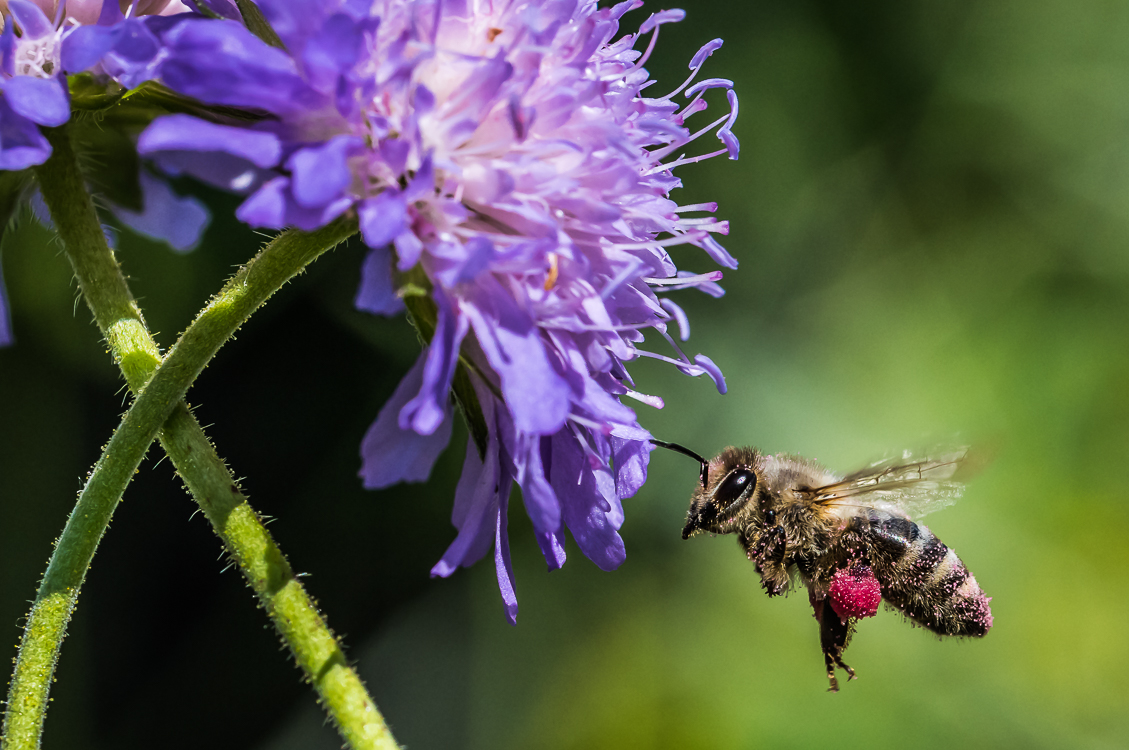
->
left=829, top=564, right=882, bottom=623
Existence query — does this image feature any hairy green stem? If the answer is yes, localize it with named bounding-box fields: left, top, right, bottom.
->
left=2, top=125, right=398, bottom=750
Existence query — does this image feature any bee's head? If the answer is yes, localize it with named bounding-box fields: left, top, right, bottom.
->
left=651, top=441, right=762, bottom=539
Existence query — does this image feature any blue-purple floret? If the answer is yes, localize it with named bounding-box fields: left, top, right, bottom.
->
left=0, top=0, right=189, bottom=171
left=136, top=0, right=740, bottom=622
left=0, top=2, right=71, bottom=171
left=0, top=1, right=212, bottom=346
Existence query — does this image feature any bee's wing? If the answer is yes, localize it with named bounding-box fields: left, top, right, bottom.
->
left=812, top=448, right=970, bottom=519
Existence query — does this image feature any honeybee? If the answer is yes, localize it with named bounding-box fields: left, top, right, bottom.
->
left=654, top=440, right=993, bottom=692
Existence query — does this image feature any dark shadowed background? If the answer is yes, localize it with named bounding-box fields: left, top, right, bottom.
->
left=2, top=1, right=1127, bottom=747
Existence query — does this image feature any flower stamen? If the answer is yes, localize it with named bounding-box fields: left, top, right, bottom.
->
left=544, top=252, right=559, bottom=291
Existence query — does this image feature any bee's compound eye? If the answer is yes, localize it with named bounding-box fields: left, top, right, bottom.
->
left=713, top=468, right=755, bottom=514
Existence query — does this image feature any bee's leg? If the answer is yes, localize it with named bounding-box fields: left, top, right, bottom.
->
left=810, top=595, right=856, bottom=692
left=743, top=525, right=788, bottom=596
left=823, top=650, right=840, bottom=693
left=753, top=524, right=786, bottom=560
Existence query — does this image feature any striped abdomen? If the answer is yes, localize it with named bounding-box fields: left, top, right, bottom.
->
left=863, top=510, right=993, bottom=637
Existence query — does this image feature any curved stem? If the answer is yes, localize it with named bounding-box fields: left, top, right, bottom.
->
left=2, top=124, right=398, bottom=750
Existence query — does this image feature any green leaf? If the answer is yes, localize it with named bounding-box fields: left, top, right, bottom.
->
left=68, top=73, right=125, bottom=111
left=397, top=282, right=430, bottom=299
left=68, top=120, right=143, bottom=211
left=70, top=76, right=267, bottom=129
left=64, top=76, right=271, bottom=213
left=451, top=361, right=490, bottom=460
left=235, top=0, right=286, bottom=49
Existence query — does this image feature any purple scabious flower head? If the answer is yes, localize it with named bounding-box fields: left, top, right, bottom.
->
left=0, top=1, right=75, bottom=170
left=138, top=0, right=739, bottom=623
left=0, top=0, right=197, bottom=171
left=0, top=1, right=203, bottom=346
left=0, top=1, right=194, bottom=172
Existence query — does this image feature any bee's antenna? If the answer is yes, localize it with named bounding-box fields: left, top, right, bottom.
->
left=650, top=439, right=710, bottom=488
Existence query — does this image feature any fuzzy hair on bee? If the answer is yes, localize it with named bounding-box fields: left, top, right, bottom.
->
left=654, top=440, right=993, bottom=692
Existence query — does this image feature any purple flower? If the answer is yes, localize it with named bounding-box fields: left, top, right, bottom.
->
left=0, top=1, right=74, bottom=170
left=0, top=0, right=81, bottom=346
left=138, top=0, right=739, bottom=622
left=109, top=170, right=209, bottom=252
left=0, top=2, right=209, bottom=345
left=0, top=1, right=194, bottom=170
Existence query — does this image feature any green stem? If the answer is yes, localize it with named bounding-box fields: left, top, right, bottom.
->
left=2, top=125, right=398, bottom=750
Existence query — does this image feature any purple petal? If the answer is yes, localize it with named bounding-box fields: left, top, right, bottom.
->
left=379, top=139, right=410, bottom=174
left=355, top=244, right=404, bottom=316
left=0, top=98, right=52, bottom=170
left=399, top=290, right=468, bottom=435
left=546, top=333, right=639, bottom=434
left=690, top=38, right=724, bottom=69
left=0, top=24, right=14, bottom=75
left=7, top=1, right=53, bottom=39
left=429, top=235, right=496, bottom=288
left=254, top=0, right=329, bottom=51
left=61, top=25, right=122, bottom=73
left=159, top=18, right=317, bottom=114
left=339, top=0, right=375, bottom=19
left=659, top=298, right=690, bottom=341
left=430, top=439, right=500, bottom=577
left=393, top=229, right=423, bottom=270
left=138, top=114, right=282, bottom=168
left=402, top=153, right=434, bottom=203
left=0, top=260, right=13, bottom=347
left=684, top=78, right=735, bottom=98
left=140, top=115, right=280, bottom=195
left=494, top=491, right=518, bottom=625
left=291, top=195, right=353, bottom=231
left=234, top=177, right=290, bottom=229
left=358, top=190, right=407, bottom=249
left=463, top=278, right=569, bottom=435
left=236, top=176, right=351, bottom=231
left=97, top=0, right=125, bottom=24
left=693, top=354, right=727, bottom=394
left=718, top=89, right=740, bottom=159
left=432, top=395, right=514, bottom=584
left=534, top=528, right=567, bottom=571
left=301, top=12, right=365, bottom=89
left=675, top=269, right=726, bottom=298
left=3, top=76, right=69, bottom=127
left=109, top=18, right=160, bottom=63
left=149, top=151, right=272, bottom=194
left=700, top=235, right=738, bottom=270
left=111, top=171, right=210, bottom=253
left=508, top=430, right=560, bottom=538
left=550, top=431, right=626, bottom=571
left=359, top=351, right=454, bottom=489
left=457, top=237, right=496, bottom=284
left=98, top=18, right=170, bottom=88
left=639, top=9, right=685, bottom=34
left=287, top=135, right=360, bottom=208
left=611, top=436, right=652, bottom=500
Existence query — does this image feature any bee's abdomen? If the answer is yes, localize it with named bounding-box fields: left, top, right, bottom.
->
left=865, top=511, right=993, bottom=637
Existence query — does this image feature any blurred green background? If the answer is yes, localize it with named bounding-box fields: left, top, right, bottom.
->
left=2, top=0, right=1128, bottom=747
